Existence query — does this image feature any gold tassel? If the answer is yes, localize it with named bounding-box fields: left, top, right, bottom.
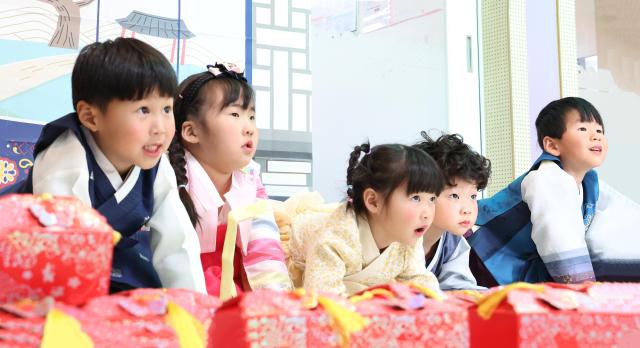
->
left=294, top=288, right=368, bottom=347
left=41, top=309, right=93, bottom=348
left=476, top=282, right=545, bottom=320
left=164, top=301, right=205, bottom=348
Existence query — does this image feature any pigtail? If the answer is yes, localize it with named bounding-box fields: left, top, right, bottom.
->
left=168, top=136, right=200, bottom=227
left=346, top=142, right=370, bottom=211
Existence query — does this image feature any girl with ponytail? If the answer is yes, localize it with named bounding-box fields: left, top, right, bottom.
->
left=287, top=142, right=445, bottom=295
left=168, top=63, right=291, bottom=297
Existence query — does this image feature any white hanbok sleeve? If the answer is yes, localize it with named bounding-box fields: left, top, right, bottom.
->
left=148, top=155, right=207, bottom=293
left=31, top=130, right=91, bottom=204
left=521, top=161, right=595, bottom=283
left=437, top=238, right=486, bottom=291
left=586, top=180, right=640, bottom=280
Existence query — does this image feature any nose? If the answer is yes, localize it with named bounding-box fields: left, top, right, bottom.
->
left=461, top=203, right=472, bottom=215
left=243, top=120, right=256, bottom=136
left=421, top=204, right=433, bottom=224
left=150, top=113, right=167, bottom=135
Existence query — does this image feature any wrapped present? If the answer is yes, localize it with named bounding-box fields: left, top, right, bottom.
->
left=83, top=288, right=221, bottom=336
left=349, top=283, right=469, bottom=347
left=210, top=283, right=469, bottom=348
left=0, top=194, right=117, bottom=306
left=210, top=288, right=364, bottom=347
left=0, top=289, right=221, bottom=348
left=467, top=282, right=640, bottom=347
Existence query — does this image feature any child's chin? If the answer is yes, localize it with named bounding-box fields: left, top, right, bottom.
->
left=448, top=228, right=469, bottom=237
left=139, top=158, right=162, bottom=169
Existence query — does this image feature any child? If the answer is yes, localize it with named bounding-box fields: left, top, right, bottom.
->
left=1, top=38, right=206, bottom=293
left=288, top=142, right=443, bottom=295
left=469, top=97, right=640, bottom=284
left=168, top=63, right=292, bottom=297
left=414, top=132, right=490, bottom=290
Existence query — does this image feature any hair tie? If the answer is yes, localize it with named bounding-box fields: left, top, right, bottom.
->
left=179, top=63, right=247, bottom=107
left=178, top=184, right=187, bottom=189
left=206, top=62, right=246, bottom=82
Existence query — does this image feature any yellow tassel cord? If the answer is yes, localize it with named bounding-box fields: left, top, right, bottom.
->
left=219, top=200, right=271, bottom=301
left=112, top=231, right=122, bottom=245
left=294, top=289, right=368, bottom=347
left=476, top=282, right=545, bottom=320
left=451, top=289, right=484, bottom=301
left=349, top=288, right=395, bottom=303
left=406, top=282, right=446, bottom=302
left=164, top=302, right=205, bottom=348
left=41, top=309, right=94, bottom=348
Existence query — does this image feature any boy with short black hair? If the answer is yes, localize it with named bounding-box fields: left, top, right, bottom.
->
left=470, top=97, right=639, bottom=284
left=414, top=132, right=490, bottom=290
left=3, top=38, right=206, bottom=293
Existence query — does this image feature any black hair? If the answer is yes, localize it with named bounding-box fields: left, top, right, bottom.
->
left=346, top=142, right=444, bottom=217
left=72, top=37, right=177, bottom=112
left=168, top=63, right=255, bottom=227
left=535, top=97, right=605, bottom=149
left=414, top=132, right=491, bottom=190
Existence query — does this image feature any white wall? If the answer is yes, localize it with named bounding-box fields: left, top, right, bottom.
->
left=580, top=69, right=640, bottom=201
left=445, top=0, right=481, bottom=153
left=311, top=7, right=448, bottom=202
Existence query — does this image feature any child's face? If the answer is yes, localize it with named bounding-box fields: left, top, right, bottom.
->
left=430, top=178, right=478, bottom=236
left=552, top=109, right=607, bottom=175
left=377, top=186, right=437, bottom=247
left=90, top=91, right=175, bottom=175
left=195, top=96, right=258, bottom=174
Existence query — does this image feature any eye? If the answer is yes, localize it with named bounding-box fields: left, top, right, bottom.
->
left=137, top=106, right=150, bottom=116
left=429, top=196, right=437, bottom=203
left=471, top=194, right=477, bottom=200
left=449, top=193, right=459, bottom=200
left=250, top=115, right=256, bottom=121
left=410, top=195, right=421, bottom=203
left=578, top=127, right=587, bottom=132
left=163, top=106, right=172, bottom=114
left=231, top=112, right=240, bottom=118
left=596, top=129, right=603, bottom=134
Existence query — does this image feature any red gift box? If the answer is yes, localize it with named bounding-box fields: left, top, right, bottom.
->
left=0, top=194, right=115, bottom=306
left=0, top=288, right=221, bottom=347
left=210, top=283, right=468, bottom=348
left=210, top=289, right=345, bottom=347
left=349, top=283, right=469, bottom=347
left=83, top=288, right=221, bottom=331
left=466, top=282, right=640, bottom=347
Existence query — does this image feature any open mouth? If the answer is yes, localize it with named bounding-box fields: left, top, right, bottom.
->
left=242, top=140, right=254, bottom=153
left=143, top=144, right=162, bottom=156
left=414, top=226, right=427, bottom=235
left=589, top=146, right=602, bottom=153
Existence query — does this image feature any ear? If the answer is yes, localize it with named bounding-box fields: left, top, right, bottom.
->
left=76, top=101, right=101, bottom=132
left=542, top=136, right=561, bottom=156
left=181, top=120, right=199, bottom=145
left=362, top=188, right=381, bottom=215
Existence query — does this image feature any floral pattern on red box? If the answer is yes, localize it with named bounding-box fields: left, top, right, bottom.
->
left=469, top=282, right=640, bottom=348
left=0, top=194, right=114, bottom=306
